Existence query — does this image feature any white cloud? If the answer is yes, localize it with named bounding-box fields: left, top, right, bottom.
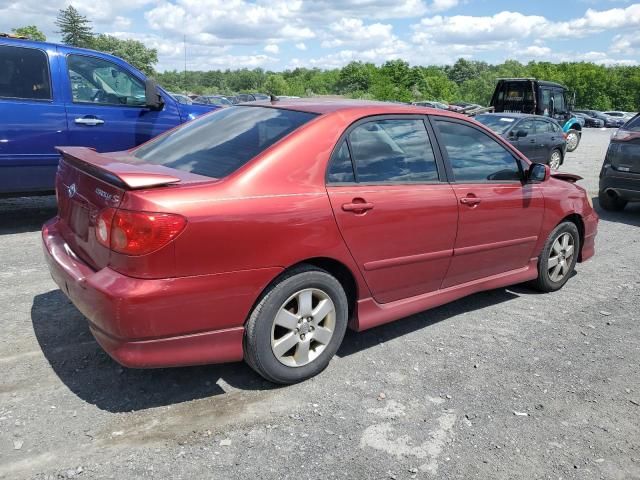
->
left=295, top=42, right=307, bottom=50
left=264, top=43, right=279, bottom=54
left=321, top=18, right=396, bottom=49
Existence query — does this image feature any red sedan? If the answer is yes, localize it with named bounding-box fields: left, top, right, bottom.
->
left=42, top=100, right=598, bottom=384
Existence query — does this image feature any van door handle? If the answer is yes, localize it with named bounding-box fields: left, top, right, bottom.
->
left=342, top=199, right=374, bottom=213
left=75, top=116, right=104, bottom=126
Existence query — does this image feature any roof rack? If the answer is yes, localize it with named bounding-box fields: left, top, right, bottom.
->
left=0, top=33, right=28, bottom=39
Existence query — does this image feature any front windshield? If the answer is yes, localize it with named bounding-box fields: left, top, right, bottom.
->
left=475, top=115, right=516, bottom=134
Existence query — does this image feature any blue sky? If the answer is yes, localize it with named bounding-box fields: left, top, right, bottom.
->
left=1, top=0, right=638, bottom=71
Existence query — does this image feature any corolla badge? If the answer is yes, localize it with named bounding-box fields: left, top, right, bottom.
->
left=95, top=187, right=120, bottom=204
left=67, top=183, right=77, bottom=198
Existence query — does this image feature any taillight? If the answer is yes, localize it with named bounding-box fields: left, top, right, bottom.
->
left=612, top=129, right=639, bottom=142
left=95, top=208, right=186, bottom=255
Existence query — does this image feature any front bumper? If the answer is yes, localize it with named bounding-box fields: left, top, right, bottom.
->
left=42, top=218, right=282, bottom=368
left=580, top=211, right=598, bottom=263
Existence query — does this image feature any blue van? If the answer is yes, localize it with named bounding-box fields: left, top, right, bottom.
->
left=0, top=36, right=217, bottom=196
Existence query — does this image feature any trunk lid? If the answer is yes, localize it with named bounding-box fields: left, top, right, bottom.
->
left=609, top=132, right=640, bottom=174
left=54, top=147, right=207, bottom=271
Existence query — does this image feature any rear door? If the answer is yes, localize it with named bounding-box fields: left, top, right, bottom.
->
left=326, top=116, right=458, bottom=304
left=431, top=117, right=545, bottom=288
left=60, top=51, right=182, bottom=153
left=0, top=42, right=67, bottom=193
left=534, top=118, right=563, bottom=161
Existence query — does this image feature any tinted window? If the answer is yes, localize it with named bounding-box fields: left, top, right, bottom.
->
left=67, top=55, right=145, bottom=106
left=435, top=120, right=521, bottom=182
left=348, top=119, right=438, bottom=183
left=475, top=115, right=517, bottom=134
left=134, top=106, right=317, bottom=178
left=535, top=120, right=553, bottom=133
left=0, top=45, right=51, bottom=100
left=624, top=114, right=640, bottom=132
left=327, top=140, right=356, bottom=183
left=516, top=119, right=536, bottom=135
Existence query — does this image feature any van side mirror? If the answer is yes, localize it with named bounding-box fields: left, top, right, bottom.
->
left=527, top=162, right=550, bottom=183
left=516, top=129, right=528, bottom=138
left=145, top=78, right=163, bottom=110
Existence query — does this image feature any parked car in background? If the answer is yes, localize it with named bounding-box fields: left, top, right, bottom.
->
left=412, top=100, right=449, bottom=110
left=489, top=78, right=582, bottom=153
left=573, top=112, right=605, bottom=128
left=42, top=100, right=597, bottom=384
left=598, top=113, right=640, bottom=211
left=169, top=93, right=193, bottom=105
left=475, top=113, right=567, bottom=169
left=0, top=37, right=218, bottom=196
left=235, top=93, right=271, bottom=102
left=604, top=111, right=635, bottom=121
left=193, top=95, right=234, bottom=107
left=574, top=110, right=625, bottom=128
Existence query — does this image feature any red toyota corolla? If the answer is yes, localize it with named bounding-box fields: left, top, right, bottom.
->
left=42, top=100, right=598, bottom=384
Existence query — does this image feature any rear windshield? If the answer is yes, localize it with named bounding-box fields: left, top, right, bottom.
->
left=134, top=106, right=318, bottom=178
left=624, top=114, right=640, bottom=132
left=475, top=115, right=516, bottom=134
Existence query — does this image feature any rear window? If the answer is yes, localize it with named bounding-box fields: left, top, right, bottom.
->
left=134, top=106, right=318, bottom=178
left=0, top=45, right=51, bottom=100
left=624, top=114, right=640, bottom=132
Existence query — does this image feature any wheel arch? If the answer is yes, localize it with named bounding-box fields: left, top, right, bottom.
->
left=559, top=213, right=585, bottom=261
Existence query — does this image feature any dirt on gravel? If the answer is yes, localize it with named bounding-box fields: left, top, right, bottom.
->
left=0, top=128, right=639, bottom=479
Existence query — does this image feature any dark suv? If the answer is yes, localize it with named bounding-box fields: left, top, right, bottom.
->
left=490, top=79, right=582, bottom=152
left=598, top=113, right=640, bottom=211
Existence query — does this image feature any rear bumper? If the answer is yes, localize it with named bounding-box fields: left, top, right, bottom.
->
left=42, top=218, right=282, bottom=368
left=600, top=167, right=640, bottom=201
left=580, top=211, right=598, bottom=263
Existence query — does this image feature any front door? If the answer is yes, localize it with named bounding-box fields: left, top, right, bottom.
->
left=61, top=52, right=181, bottom=153
left=326, top=117, right=458, bottom=304
left=431, top=118, right=545, bottom=288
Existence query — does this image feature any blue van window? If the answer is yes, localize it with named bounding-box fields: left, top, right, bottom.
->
left=0, top=45, right=51, bottom=100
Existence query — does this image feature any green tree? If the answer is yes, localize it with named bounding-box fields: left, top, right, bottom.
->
left=90, top=34, right=158, bottom=76
left=11, top=25, right=46, bottom=41
left=338, top=61, right=375, bottom=94
left=55, top=5, right=93, bottom=47
left=263, top=74, right=288, bottom=95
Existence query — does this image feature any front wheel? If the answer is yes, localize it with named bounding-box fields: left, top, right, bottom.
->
left=565, top=130, right=580, bottom=152
left=531, top=222, right=580, bottom=292
left=549, top=148, right=562, bottom=170
left=244, top=265, right=348, bottom=384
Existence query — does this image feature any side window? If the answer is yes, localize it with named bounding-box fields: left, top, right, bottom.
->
left=435, top=120, right=522, bottom=183
left=516, top=119, right=536, bottom=136
left=535, top=120, right=553, bottom=133
left=553, top=90, right=566, bottom=113
left=327, top=140, right=356, bottom=183
left=0, top=45, right=51, bottom=100
left=67, top=55, right=145, bottom=106
left=348, top=119, right=439, bottom=183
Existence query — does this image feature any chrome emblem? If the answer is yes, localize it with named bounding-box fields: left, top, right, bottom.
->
left=67, top=183, right=77, bottom=198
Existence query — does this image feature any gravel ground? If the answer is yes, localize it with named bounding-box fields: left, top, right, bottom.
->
left=1, top=128, right=639, bottom=480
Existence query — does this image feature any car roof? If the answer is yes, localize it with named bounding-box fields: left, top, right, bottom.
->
left=476, top=112, right=540, bottom=119
left=241, top=98, right=463, bottom=117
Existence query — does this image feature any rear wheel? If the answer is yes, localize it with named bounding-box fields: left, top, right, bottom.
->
left=531, top=222, right=580, bottom=292
left=244, top=265, right=348, bottom=384
left=598, top=189, right=628, bottom=211
left=565, top=130, right=580, bottom=152
left=549, top=148, right=562, bottom=170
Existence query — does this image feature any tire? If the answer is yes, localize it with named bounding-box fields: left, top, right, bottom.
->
left=531, top=222, right=580, bottom=293
left=565, top=130, right=580, bottom=152
left=244, top=265, right=348, bottom=384
left=549, top=148, right=562, bottom=170
left=598, top=190, right=627, bottom=211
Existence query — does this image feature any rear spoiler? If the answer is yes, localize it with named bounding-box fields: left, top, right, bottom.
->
left=550, top=172, right=582, bottom=183
left=56, top=146, right=181, bottom=190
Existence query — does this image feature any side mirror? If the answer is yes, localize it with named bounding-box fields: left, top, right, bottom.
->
left=145, top=78, right=164, bottom=110
left=527, top=162, right=550, bottom=183
left=516, top=129, right=528, bottom=138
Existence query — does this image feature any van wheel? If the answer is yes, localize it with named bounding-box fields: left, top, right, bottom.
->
left=549, top=149, right=562, bottom=170
left=598, top=190, right=627, bottom=211
left=531, top=222, right=580, bottom=292
left=565, top=130, right=580, bottom=152
left=244, top=265, right=348, bottom=384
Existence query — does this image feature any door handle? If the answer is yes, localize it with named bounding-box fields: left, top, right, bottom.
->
left=460, top=197, right=481, bottom=206
left=75, top=116, right=104, bottom=126
left=528, top=138, right=536, bottom=143
left=342, top=200, right=374, bottom=213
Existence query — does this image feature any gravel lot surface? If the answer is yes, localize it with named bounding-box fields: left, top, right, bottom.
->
left=1, top=128, right=639, bottom=479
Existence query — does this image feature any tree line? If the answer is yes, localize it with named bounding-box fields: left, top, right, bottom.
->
left=12, top=8, right=640, bottom=111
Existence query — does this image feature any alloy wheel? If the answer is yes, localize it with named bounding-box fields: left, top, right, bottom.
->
left=548, top=232, right=575, bottom=282
left=549, top=150, right=562, bottom=170
left=270, top=288, right=336, bottom=367
left=566, top=132, right=579, bottom=151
